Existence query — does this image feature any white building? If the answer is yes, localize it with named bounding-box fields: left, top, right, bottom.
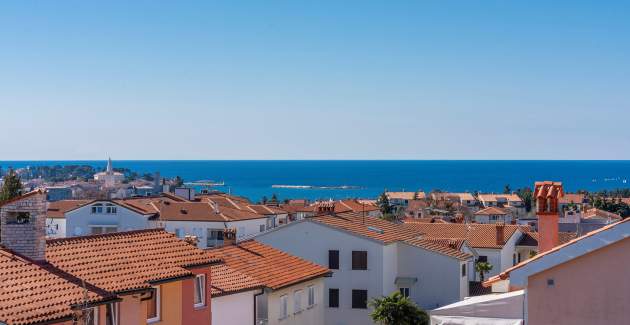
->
left=93, top=157, right=124, bottom=188
left=478, top=194, right=526, bottom=218
left=45, top=199, right=91, bottom=238
left=210, top=239, right=329, bottom=325
left=474, top=207, right=513, bottom=224
left=256, top=212, right=471, bottom=325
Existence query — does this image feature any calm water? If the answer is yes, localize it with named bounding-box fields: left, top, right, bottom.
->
left=1, top=160, right=629, bottom=202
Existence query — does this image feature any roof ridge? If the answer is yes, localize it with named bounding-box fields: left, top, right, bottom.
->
left=47, top=228, right=166, bottom=244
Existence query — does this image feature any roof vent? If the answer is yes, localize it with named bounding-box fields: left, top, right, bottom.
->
left=180, top=209, right=188, bottom=214
left=367, top=226, right=384, bottom=234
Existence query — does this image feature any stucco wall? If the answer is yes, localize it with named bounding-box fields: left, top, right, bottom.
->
left=181, top=267, right=212, bottom=325
left=266, top=278, right=325, bottom=325
left=65, top=202, right=150, bottom=236
left=257, top=221, right=384, bottom=325
left=46, top=218, right=66, bottom=238
left=212, top=290, right=257, bottom=325
left=527, top=237, right=630, bottom=325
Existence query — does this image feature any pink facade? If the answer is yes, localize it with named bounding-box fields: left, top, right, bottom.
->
left=527, top=237, right=630, bottom=325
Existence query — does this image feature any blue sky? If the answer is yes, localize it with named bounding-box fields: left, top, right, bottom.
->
left=1, top=1, right=629, bottom=160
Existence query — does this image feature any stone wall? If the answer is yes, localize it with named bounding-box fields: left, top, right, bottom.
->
left=0, top=192, right=47, bottom=261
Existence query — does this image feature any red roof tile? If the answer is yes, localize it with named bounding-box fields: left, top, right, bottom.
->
left=46, top=200, right=91, bottom=219
left=208, top=241, right=329, bottom=290
left=402, top=222, right=522, bottom=249
left=45, top=229, right=219, bottom=293
left=474, top=207, right=509, bottom=215
left=209, top=264, right=263, bottom=296
left=0, top=248, right=114, bottom=325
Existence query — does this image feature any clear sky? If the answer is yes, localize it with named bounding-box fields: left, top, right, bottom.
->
left=1, top=1, right=629, bottom=160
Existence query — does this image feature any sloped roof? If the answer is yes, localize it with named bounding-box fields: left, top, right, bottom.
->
left=46, top=229, right=219, bottom=293
left=386, top=191, right=425, bottom=200
left=403, top=238, right=471, bottom=260
left=208, top=240, right=329, bottom=290
left=46, top=199, right=91, bottom=219
left=516, top=230, right=577, bottom=247
left=308, top=212, right=470, bottom=260
left=209, top=264, right=263, bottom=297
left=559, top=193, right=586, bottom=204
left=582, top=208, right=622, bottom=221
left=402, top=222, right=522, bottom=249
left=0, top=248, right=114, bottom=325
left=474, top=207, right=509, bottom=215
left=477, top=194, right=522, bottom=202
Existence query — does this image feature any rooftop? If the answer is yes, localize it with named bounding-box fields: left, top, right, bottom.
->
left=402, top=222, right=523, bottom=249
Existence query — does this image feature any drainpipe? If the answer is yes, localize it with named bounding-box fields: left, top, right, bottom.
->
left=253, top=289, right=265, bottom=325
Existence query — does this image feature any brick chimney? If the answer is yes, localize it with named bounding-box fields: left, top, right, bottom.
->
left=0, top=189, right=48, bottom=261
left=223, top=227, right=237, bottom=246
left=316, top=201, right=335, bottom=215
left=495, top=223, right=505, bottom=246
left=534, top=181, right=563, bottom=253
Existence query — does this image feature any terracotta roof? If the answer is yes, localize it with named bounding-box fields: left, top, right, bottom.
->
left=337, top=200, right=380, bottom=213
left=386, top=191, right=425, bottom=200
left=308, top=212, right=470, bottom=260
left=246, top=204, right=287, bottom=215
left=582, top=208, right=622, bottom=221
left=516, top=231, right=577, bottom=247
left=46, top=229, right=219, bottom=293
left=402, top=222, right=522, bottom=249
left=403, top=238, right=471, bottom=260
left=210, top=264, right=263, bottom=297
left=153, top=202, right=227, bottom=222
left=477, top=193, right=522, bottom=202
left=402, top=217, right=449, bottom=224
left=208, top=240, right=329, bottom=290
left=406, top=200, right=429, bottom=211
left=474, top=207, right=508, bottom=215
left=432, top=192, right=475, bottom=202
left=0, top=248, right=114, bottom=325
left=559, top=193, right=586, bottom=204
left=485, top=217, right=630, bottom=286
left=46, top=200, right=91, bottom=219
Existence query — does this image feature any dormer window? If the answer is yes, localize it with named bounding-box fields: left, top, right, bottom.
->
left=105, top=203, right=117, bottom=214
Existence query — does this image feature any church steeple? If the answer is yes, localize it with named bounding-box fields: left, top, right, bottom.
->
left=106, top=157, right=113, bottom=174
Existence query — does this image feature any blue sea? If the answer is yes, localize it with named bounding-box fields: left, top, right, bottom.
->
left=1, top=161, right=629, bottom=202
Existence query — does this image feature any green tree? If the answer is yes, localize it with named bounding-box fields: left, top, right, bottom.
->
left=516, top=187, right=533, bottom=212
left=261, top=196, right=268, bottom=204
left=0, top=169, right=23, bottom=202
left=377, top=192, right=392, bottom=215
left=475, top=261, right=493, bottom=282
left=173, top=176, right=184, bottom=188
left=369, top=291, right=429, bottom=325
left=270, top=193, right=278, bottom=204
left=504, top=184, right=511, bottom=194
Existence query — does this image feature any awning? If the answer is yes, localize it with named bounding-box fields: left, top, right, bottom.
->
left=394, top=277, right=418, bottom=287
left=430, top=290, right=524, bottom=325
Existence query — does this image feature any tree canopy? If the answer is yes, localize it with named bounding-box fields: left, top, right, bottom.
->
left=0, top=169, right=23, bottom=202
left=369, top=291, right=429, bottom=325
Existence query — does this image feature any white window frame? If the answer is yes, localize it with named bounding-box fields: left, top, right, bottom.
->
left=279, top=295, right=288, bottom=319
left=399, top=287, right=410, bottom=298
left=194, top=274, right=206, bottom=308
left=147, top=286, right=161, bottom=323
left=294, top=290, right=303, bottom=314
left=307, top=285, right=315, bottom=307
left=86, top=307, right=99, bottom=325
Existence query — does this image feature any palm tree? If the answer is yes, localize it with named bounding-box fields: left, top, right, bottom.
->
left=369, top=291, right=429, bottom=325
left=475, top=261, right=493, bottom=282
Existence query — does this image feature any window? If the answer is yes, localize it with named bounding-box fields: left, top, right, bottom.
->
left=260, top=224, right=266, bottom=232
left=91, top=204, right=104, bottom=214
left=85, top=307, right=98, bottom=325
left=207, top=229, right=224, bottom=247
left=517, top=252, right=522, bottom=263
left=461, top=264, right=466, bottom=277
left=328, top=289, right=339, bottom=308
left=106, top=303, right=118, bottom=325
left=477, top=256, right=488, bottom=263
left=147, top=286, right=161, bottom=323
left=194, top=274, right=206, bottom=308
left=279, top=295, right=288, bottom=319
left=352, top=290, right=368, bottom=309
left=105, top=204, right=117, bottom=214
left=352, top=251, right=367, bottom=270
left=293, top=290, right=303, bottom=314
left=399, top=287, right=410, bottom=298
left=513, top=254, right=517, bottom=266
left=328, top=250, right=339, bottom=269
left=5, top=212, right=30, bottom=224
left=307, top=286, right=315, bottom=307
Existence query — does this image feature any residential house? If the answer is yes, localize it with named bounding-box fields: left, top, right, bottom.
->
left=514, top=230, right=577, bottom=264
left=1, top=189, right=219, bottom=325
left=402, top=222, right=525, bottom=282
left=386, top=191, right=425, bottom=207
left=477, top=194, right=526, bottom=218
left=46, top=199, right=90, bottom=238
left=482, top=218, right=630, bottom=325
left=473, top=207, right=513, bottom=224
left=209, top=237, right=330, bottom=325
left=558, top=193, right=587, bottom=221
left=256, top=212, right=471, bottom=325
left=431, top=192, right=477, bottom=209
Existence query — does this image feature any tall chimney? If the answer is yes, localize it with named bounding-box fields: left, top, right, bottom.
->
left=534, top=181, right=563, bottom=253
left=0, top=189, right=48, bottom=261
left=495, top=223, right=505, bottom=246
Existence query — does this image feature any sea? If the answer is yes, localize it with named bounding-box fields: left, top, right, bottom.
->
left=1, top=160, right=629, bottom=202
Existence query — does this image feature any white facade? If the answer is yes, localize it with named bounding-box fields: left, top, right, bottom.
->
left=474, top=213, right=514, bottom=224
left=472, top=231, right=522, bottom=281
left=66, top=201, right=151, bottom=236
left=153, top=218, right=268, bottom=248
left=257, top=220, right=469, bottom=325
left=211, top=290, right=258, bottom=325
left=45, top=217, right=66, bottom=238
left=263, top=278, right=326, bottom=325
